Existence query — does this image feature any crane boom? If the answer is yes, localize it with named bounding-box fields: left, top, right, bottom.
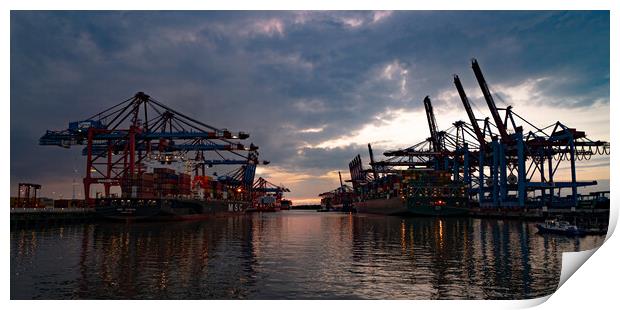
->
left=423, top=96, right=441, bottom=152
left=367, top=143, right=378, bottom=180
left=471, top=59, right=511, bottom=142
left=453, top=74, right=486, bottom=147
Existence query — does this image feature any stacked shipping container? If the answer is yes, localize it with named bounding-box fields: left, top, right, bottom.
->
left=358, top=174, right=402, bottom=200
left=121, top=173, right=155, bottom=199
left=118, top=169, right=198, bottom=199
left=154, top=168, right=178, bottom=197
left=178, top=173, right=191, bottom=196
left=118, top=169, right=247, bottom=200
left=191, top=175, right=243, bottom=200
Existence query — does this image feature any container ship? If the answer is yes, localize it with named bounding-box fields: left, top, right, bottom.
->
left=352, top=172, right=405, bottom=215
left=352, top=169, right=468, bottom=216
left=95, top=197, right=247, bottom=221
left=317, top=171, right=355, bottom=212
left=319, top=186, right=355, bottom=212
left=346, top=145, right=469, bottom=216
left=95, top=168, right=249, bottom=221
left=401, top=169, right=468, bottom=216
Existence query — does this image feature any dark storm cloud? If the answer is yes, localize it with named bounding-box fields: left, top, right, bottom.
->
left=10, top=11, right=609, bottom=198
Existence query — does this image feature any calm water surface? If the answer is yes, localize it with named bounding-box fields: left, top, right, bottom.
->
left=11, top=210, right=605, bottom=299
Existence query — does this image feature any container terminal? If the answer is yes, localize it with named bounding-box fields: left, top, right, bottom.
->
left=319, top=59, right=609, bottom=230
left=11, top=59, right=609, bottom=229
left=12, top=92, right=291, bottom=224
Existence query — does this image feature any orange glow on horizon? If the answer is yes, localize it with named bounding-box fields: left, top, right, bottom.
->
left=290, top=197, right=321, bottom=205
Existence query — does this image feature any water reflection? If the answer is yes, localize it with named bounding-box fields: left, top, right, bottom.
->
left=11, top=211, right=605, bottom=299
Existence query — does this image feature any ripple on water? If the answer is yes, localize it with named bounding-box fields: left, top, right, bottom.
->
left=11, top=211, right=606, bottom=299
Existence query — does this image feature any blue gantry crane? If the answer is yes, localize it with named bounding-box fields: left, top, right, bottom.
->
left=40, top=92, right=267, bottom=203
left=350, top=59, right=609, bottom=210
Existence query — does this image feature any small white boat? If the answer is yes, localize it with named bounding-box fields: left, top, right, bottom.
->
left=536, top=219, right=584, bottom=236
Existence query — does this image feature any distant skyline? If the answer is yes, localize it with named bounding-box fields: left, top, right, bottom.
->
left=11, top=11, right=610, bottom=204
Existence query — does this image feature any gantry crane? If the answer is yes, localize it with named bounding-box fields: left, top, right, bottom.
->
left=40, top=92, right=266, bottom=204
left=252, top=177, right=290, bottom=210
left=463, top=59, right=609, bottom=208
left=345, top=59, right=609, bottom=209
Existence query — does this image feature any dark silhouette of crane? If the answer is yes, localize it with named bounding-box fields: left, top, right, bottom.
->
left=423, top=96, right=442, bottom=152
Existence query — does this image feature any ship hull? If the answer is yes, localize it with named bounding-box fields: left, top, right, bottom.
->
left=95, top=203, right=161, bottom=220
left=331, top=203, right=355, bottom=212
left=329, top=204, right=344, bottom=211
left=406, top=205, right=469, bottom=216
left=95, top=198, right=247, bottom=221
left=405, top=190, right=469, bottom=216
left=354, top=197, right=469, bottom=217
left=354, top=197, right=408, bottom=215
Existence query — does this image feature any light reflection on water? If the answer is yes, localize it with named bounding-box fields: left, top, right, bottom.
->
left=11, top=210, right=605, bottom=299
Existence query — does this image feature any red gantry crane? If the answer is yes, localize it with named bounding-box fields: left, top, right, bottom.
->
left=40, top=92, right=267, bottom=205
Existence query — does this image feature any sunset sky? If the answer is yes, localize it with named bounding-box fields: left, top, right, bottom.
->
left=10, top=11, right=609, bottom=204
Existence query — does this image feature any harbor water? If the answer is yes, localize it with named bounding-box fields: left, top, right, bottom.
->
left=11, top=210, right=606, bottom=299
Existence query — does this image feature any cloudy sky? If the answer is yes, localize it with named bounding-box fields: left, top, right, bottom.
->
left=10, top=11, right=609, bottom=203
